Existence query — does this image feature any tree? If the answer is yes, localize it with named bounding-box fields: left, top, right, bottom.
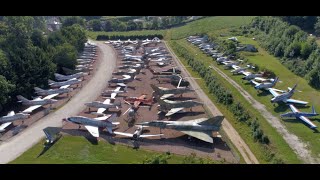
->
left=127, top=20, right=137, bottom=31
left=306, top=62, right=320, bottom=89
left=314, top=16, right=320, bottom=36
left=31, top=29, right=47, bottom=49
left=53, top=43, right=77, bottom=73
left=300, top=42, right=312, bottom=59
left=103, top=20, right=112, bottom=31
left=117, top=22, right=127, bottom=31
left=89, top=19, right=101, bottom=31
left=62, top=16, right=85, bottom=27
left=0, top=75, right=15, bottom=112
left=151, top=18, right=159, bottom=29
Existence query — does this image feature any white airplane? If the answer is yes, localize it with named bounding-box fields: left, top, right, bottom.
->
left=101, top=86, right=127, bottom=99
left=251, top=77, right=279, bottom=90
left=54, top=72, right=87, bottom=81
left=63, top=114, right=119, bottom=137
left=269, top=84, right=308, bottom=105
left=114, top=125, right=163, bottom=140
left=0, top=111, right=30, bottom=132
left=87, top=99, right=121, bottom=116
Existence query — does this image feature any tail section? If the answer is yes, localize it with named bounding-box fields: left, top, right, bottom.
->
left=312, top=105, right=317, bottom=114
left=289, top=84, right=298, bottom=94
left=7, top=111, right=15, bottom=116
left=16, top=95, right=29, bottom=103
left=34, top=87, right=44, bottom=92
left=198, top=116, right=224, bottom=127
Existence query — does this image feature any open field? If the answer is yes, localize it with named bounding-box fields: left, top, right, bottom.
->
left=168, top=39, right=301, bottom=163
left=11, top=136, right=185, bottom=164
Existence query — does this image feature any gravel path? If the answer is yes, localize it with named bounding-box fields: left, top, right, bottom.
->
left=164, top=41, right=259, bottom=164
left=208, top=64, right=317, bottom=163
left=0, top=42, right=116, bottom=164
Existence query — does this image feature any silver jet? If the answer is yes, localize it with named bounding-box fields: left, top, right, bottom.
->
left=114, top=125, right=163, bottom=140
left=17, top=95, right=57, bottom=106
left=63, top=113, right=119, bottom=137
left=34, top=87, right=73, bottom=96
left=55, top=72, right=87, bottom=81
left=0, top=111, right=30, bottom=132
left=85, top=99, right=121, bottom=115
left=269, top=84, right=308, bottom=105
left=49, top=78, right=82, bottom=88
left=156, top=96, right=203, bottom=116
left=136, top=116, right=224, bottom=143
left=151, top=84, right=194, bottom=100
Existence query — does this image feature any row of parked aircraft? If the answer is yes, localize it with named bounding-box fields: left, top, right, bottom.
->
left=188, top=35, right=319, bottom=130
left=47, top=38, right=223, bottom=144
left=0, top=42, right=97, bottom=133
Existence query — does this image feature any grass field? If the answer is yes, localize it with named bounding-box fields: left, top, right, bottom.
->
left=169, top=39, right=301, bottom=163
left=11, top=136, right=187, bottom=164
left=213, top=35, right=320, bottom=159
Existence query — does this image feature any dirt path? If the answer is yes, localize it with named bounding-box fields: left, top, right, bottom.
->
left=0, top=42, right=117, bottom=164
left=164, top=41, right=259, bottom=164
left=208, top=63, right=317, bottom=163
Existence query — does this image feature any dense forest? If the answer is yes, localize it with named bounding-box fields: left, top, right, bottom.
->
left=248, top=16, right=320, bottom=89
left=277, top=16, right=320, bottom=35
left=0, top=16, right=87, bottom=113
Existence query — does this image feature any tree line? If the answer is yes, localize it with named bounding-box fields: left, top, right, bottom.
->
left=171, top=41, right=284, bottom=163
left=96, top=34, right=163, bottom=41
left=249, top=16, right=320, bottom=89
left=0, top=16, right=87, bottom=113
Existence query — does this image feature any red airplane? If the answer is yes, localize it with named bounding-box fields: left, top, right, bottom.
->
left=124, top=94, right=153, bottom=109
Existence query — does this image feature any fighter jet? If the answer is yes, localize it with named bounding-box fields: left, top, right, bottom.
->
left=55, top=72, right=87, bottom=81
left=101, top=87, right=127, bottom=99
left=114, top=125, right=163, bottom=140
left=108, top=75, right=135, bottom=84
left=63, top=114, right=119, bottom=137
left=251, top=77, right=279, bottom=90
left=136, top=116, right=224, bottom=143
left=280, top=104, right=318, bottom=129
left=17, top=95, right=57, bottom=106
left=86, top=99, right=121, bottom=115
left=0, top=111, right=30, bottom=132
left=222, top=61, right=240, bottom=69
left=49, top=78, right=82, bottom=88
left=156, top=97, right=203, bottom=116
left=34, top=86, right=73, bottom=97
left=269, top=84, right=308, bottom=105
left=242, top=72, right=263, bottom=81
left=231, top=66, right=248, bottom=75
left=151, top=84, right=194, bottom=100
left=77, top=60, right=93, bottom=65
left=112, top=68, right=137, bottom=76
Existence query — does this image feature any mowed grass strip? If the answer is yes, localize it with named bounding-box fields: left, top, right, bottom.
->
left=169, top=39, right=301, bottom=163
left=11, top=136, right=186, bottom=164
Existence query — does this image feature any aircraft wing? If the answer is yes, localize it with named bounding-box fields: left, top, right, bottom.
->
left=268, top=88, right=280, bottom=97
left=103, top=99, right=111, bottom=104
left=97, top=108, right=106, bottom=114
left=60, top=85, right=70, bottom=89
left=180, top=130, right=213, bottom=143
left=0, top=122, right=12, bottom=132
left=111, top=92, right=117, bottom=99
left=134, top=101, right=142, bottom=108
left=84, top=125, right=99, bottom=137
left=22, top=105, right=42, bottom=113
left=284, top=99, right=308, bottom=105
left=94, top=114, right=112, bottom=121
left=231, top=65, right=240, bottom=70
left=250, top=80, right=260, bottom=86
left=160, top=94, right=174, bottom=99
left=43, top=93, right=59, bottom=100
left=138, top=94, right=146, bottom=100
left=298, top=115, right=317, bottom=129
left=242, top=71, right=251, bottom=76
left=165, top=107, right=184, bottom=116
left=289, top=104, right=299, bottom=113
left=115, top=87, right=121, bottom=91
left=140, top=134, right=164, bottom=138
left=254, top=77, right=268, bottom=82
left=113, top=131, right=133, bottom=137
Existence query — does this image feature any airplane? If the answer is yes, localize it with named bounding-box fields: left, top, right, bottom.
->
left=63, top=113, right=119, bottom=137
left=269, top=84, right=308, bottom=105
left=17, top=95, right=57, bottom=107
left=55, top=72, right=87, bottom=81
left=123, top=94, right=153, bottom=109
left=241, top=72, right=263, bottom=81
left=0, top=111, right=30, bottom=132
left=43, top=127, right=61, bottom=145
left=223, top=61, right=240, bottom=69
left=86, top=99, right=121, bottom=115
left=101, top=86, right=127, bottom=99
left=77, top=61, right=93, bottom=65
left=49, top=78, right=82, bottom=88
left=108, top=75, right=135, bottom=84
left=150, top=84, right=194, bottom=100
left=112, top=69, right=137, bottom=76
left=156, top=96, right=203, bottom=116
left=280, top=104, right=318, bottom=129
left=251, top=77, right=279, bottom=90
left=136, top=116, right=224, bottom=143
left=114, top=125, right=163, bottom=140
left=34, top=86, right=73, bottom=96
left=231, top=66, right=248, bottom=75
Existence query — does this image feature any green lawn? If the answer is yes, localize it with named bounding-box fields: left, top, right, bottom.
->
left=214, top=35, right=320, bottom=159
left=11, top=136, right=187, bottom=164
left=169, top=39, right=301, bottom=163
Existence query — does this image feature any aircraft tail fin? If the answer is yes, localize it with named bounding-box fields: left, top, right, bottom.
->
left=16, top=95, right=29, bottom=103
left=312, top=105, right=317, bottom=114
left=34, top=87, right=44, bottom=92
left=272, top=77, right=279, bottom=86
left=198, top=116, right=224, bottom=127
left=7, top=111, right=15, bottom=116
left=290, top=84, right=298, bottom=93
left=48, top=79, right=56, bottom=84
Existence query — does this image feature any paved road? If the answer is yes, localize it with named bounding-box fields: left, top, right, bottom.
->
left=0, top=42, right=116, bottom=164
left=164, top=41, right=259, bottom=164
left=208, top=63, right=316, bottom=163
